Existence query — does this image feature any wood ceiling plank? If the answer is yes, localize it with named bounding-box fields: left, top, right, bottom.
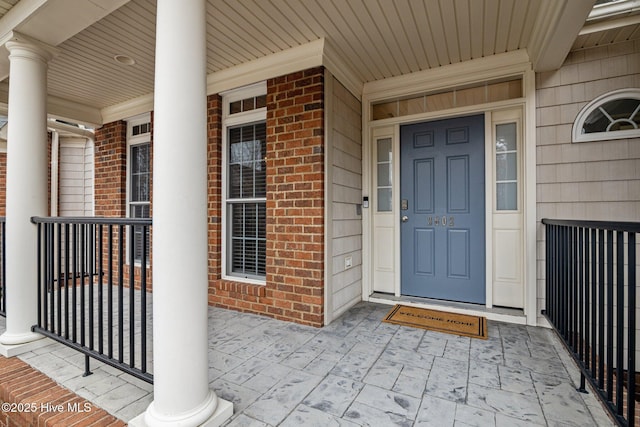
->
left=483, top=0, right=499, bottom=57
left=313, top=0, right=389, bottom=81
left=424, top=0, right=450, bottom=66
left=407, top=0, right=440, bottom=68
left=506, top=0, right=529, bottom=51
left=394, top=0, right=431, bottom=70
left=455, top=0, right=472, bottom=62
left=208, top=1, right=276, bottom=56
left=469, top=0, right=484, bottom=59
left=376, top=0, right=420, bottom=73
left=439, top=0, right=461, bottom=64
left=494, top=0, right=515, bottom=53
left=517, top=0, right=540, bottom=50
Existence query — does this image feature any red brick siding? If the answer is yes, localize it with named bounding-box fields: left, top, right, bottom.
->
left=0, top=355, right=125, bottom=426
left=208, top=67, right=325, bottom=327
left=93, top=120, right=152, bottom=290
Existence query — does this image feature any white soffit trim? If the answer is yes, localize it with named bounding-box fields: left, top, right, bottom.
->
left=528, top=0, right=594, bottom=72
left=580, top=13, right=640, bottom=35
left=207, top=38, right=325, bottom=95
left=322, top=38, right=363, bottom=100
left=101, top=38, right=364, bottom=124
left=47, top=95, right=102, bottom=128
left=101, top=93, right=153, bottom=126
left=363, top=50, right=531, bottom=102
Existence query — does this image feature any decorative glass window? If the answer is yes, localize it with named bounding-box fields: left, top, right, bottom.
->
left=227, top=122, right=266, bottom=279
left=376, top=138, right=392, bottom=212
left=495, top=122, right=518, bottom=210
left=573, top=89, right=640, bottom=143
left=130, top=142, right=151, bottom=262
left=127, top=114, right=151, bottom=264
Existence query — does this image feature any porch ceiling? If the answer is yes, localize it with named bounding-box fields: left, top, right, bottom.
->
left=0, top=0, right=610, bottom=125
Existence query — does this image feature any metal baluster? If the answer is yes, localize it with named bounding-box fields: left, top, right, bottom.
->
left=615, top=231, right=624, bottom=415
left=118, top=224, right=124, bottom=364
left=627, top=232, right=636, bottom=424
left=98, top=224, right=104, bottom=355
left=141, top=224, right=147, bottom=373
left=598, top=229, right=605, bottom=389
left=606, top=230, right=614, bottom=401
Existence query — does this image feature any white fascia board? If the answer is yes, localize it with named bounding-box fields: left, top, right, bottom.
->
left=363, top=50, right=532, bottom=103
left=322, top=38, right=363, bottom=100
left=101, top=93, right=153, bottom=126
left=101, top=38, right=366, bottom=124
left=0, top=0, right=47, bottom=42
left=206, top=38, right=325, bottom=95
left=47, top=95, right=102, bottom=128
left=10, top=0, right=130, bottom=47
left=529, top=0, right=594, bottom=72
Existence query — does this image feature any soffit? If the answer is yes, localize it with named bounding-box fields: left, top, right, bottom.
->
left=4, top=0, right=595, bottom=123
left=0, top=0, right=18, bottom=19
left=573, top=22, right=640, bottom=49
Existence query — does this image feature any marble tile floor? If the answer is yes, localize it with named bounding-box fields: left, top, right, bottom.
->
left=0, top=302, right=616, bottom=426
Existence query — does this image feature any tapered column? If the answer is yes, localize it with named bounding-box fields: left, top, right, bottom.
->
left=0, top=36, right=55, bottom=348
left=140, top=0, right=232, bottom=426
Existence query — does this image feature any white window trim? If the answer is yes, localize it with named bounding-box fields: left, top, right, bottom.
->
left=222, top=84, right=267, bottom=285
left=126, top=113, right=152, bottom=266
left=572, top=88, right=640, bottom=143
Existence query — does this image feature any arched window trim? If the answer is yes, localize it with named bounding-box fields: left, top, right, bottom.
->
left=572, top=88, right=640, bottom=143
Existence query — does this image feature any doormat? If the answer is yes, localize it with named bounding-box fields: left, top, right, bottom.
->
left=383, top=305, right=488, bottom=339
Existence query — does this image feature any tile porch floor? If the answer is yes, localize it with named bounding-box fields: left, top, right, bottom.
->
left=0, top=302, right=615, bottom=426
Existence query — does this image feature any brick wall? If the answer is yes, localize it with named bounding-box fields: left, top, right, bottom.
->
left=0, top=355, right=125, bottom=426
left=208, top=67, right=326, bottom=327
left=94, top=120, right=151, bottom=290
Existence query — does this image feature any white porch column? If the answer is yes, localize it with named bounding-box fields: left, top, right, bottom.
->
left=0, top=35, right=55, bottom=350
left=139, top=0, right=232, bottom=426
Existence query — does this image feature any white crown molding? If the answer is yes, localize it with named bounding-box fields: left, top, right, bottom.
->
left=206, top=38, right=325, bottom=95
left=101, top=92, right=153, bottom=125
left=580, top=13, right=640, bottom=35
left=100, top=38, right=366, bottom=124
left=362, top=50, right=531, bottom=102
left=0, top=0, right=47, bottom=43
left=47, top=95, right=102, bottom=128
left=322, top=38, right=363, bottom=100
left=529, top=0, right=594, bottom=72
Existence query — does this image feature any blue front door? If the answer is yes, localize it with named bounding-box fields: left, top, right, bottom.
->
left=400, top=115, right=485, bottom=304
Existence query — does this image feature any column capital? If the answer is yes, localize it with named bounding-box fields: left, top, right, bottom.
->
left=2, top=31, right=58, bottom=63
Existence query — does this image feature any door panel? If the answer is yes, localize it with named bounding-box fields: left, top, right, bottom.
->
left=400, top=115, right=485, bottom=304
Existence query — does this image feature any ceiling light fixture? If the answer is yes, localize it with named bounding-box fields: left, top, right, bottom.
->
left=114, top=54, right=136, bottom=66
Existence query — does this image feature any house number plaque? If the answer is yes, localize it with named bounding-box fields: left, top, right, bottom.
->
left=427, top=216, right=455, bottom=227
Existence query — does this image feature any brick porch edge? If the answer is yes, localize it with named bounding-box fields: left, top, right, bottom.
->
left=0, top=355, right=125, bottom=427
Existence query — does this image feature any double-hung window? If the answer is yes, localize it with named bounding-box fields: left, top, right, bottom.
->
left=127, top=115, right=151, bottom=264
left=223, top=84, right=267, bottom=282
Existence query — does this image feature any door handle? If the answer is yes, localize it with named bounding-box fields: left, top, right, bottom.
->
left=401, top=215, right=409, bottom=223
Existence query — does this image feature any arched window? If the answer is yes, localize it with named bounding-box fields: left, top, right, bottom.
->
left=572, top=89, right=640, bottom=143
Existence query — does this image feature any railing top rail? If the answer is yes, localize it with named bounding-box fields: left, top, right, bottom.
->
left=31, top=216, right=152, bottom=226
left=541, top=218, right=640, bottom=233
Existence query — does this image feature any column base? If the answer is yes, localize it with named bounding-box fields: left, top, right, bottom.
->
left=0, top=333, right=47, bottom=357
left=129, top=392, right=233, bottom=427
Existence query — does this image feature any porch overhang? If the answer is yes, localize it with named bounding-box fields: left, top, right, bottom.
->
left=0, top=0, right=603, bottom=127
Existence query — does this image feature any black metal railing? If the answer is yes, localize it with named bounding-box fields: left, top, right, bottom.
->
left=31, top=216, right=153, bottom=384
left=0, top=217, right=5, bottom=317
left=543, top=219, right=639, bottom=427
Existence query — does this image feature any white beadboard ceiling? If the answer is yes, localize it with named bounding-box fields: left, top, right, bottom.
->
left=0, top=0, right=623, bottom=124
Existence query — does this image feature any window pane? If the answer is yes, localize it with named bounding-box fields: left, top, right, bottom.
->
left=497, top=183, right=517, bottom=210
left=496, top=153, right=517, bottom=181
left=130, top=204, right=150, bottom=263
left=377, top=188, right=392, bottom=212
left=377, top=138, right=391, bottom=162
left=229, top=202, right=266, bottom=278
left=496, top=123, right=516, bottom=151
left=378, top=163, right=391, bottom=187
left=131, top=143, right=151, bottom=203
